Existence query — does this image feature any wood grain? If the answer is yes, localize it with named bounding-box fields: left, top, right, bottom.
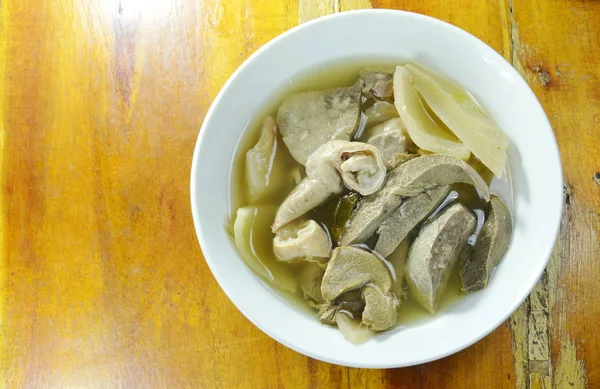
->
left=505, top=0, right=599, bottom=387
left=0, top=0, right=597, bottom=388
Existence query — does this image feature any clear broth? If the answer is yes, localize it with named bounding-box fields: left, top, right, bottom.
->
left=228, top=58, right=513, bottom=329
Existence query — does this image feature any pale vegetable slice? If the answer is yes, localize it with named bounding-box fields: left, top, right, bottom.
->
left=245, top=116, right=281, bottom=203
left=406, top=62, right=465, bottom=97
left=233, top=206, right=297, bottom=292
left=335, top=312, right=374, bottom=345
left=393, top=66, right=471, bottom=160
left=405, top=63, right=509, bottom=177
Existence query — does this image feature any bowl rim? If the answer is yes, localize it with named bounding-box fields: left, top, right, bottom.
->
left=190, top=9, right=563, bottom=368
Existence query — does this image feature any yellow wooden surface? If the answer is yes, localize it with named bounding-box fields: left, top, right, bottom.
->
left=1, top=0, right=598, bottom=387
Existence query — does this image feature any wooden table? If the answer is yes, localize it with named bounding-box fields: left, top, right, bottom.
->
left=2, top=0, right=598, bottom=387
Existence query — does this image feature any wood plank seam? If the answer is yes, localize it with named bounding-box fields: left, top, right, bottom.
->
left=504, top=0, right=589, bottom=387
left=504, top=1, right=554, bottom=387
left=549, top=207, right=588, bottom=389
left=0, top=1, right=8, bottom=388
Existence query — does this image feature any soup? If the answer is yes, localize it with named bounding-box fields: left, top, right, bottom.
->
left=229, top=60, right=513, bottom=344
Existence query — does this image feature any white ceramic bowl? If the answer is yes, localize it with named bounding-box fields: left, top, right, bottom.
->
left=190, top=10, right=562, bottom=368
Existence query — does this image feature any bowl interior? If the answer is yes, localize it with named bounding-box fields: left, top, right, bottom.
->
left=190, top=10, right=562, bottom=368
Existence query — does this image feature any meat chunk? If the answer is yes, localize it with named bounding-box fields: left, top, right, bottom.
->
left=459, top=196, right=512, bottom=292
left=277, top=81, right=362, bottom=164
left=405, top=203, right=476, bottom=313
left=366, top=118, right=408, bottom=168
left=339, top=154, right=488, bottom=246
left=320, top=246, right=392, bottom=301
left=361, top=284, right=398, bottom=331
left=364, top=101, right=399, bottom=127
left=320, top=246, right=398, bottom=331
left=273, top=219, right=331, bottom=261
left=375, top=185, right=451, bottom=257
left=388, top=153, right=418, bottom=170
left=298, top=262, right=326, bottom=305
left=272, top=141, right=385, bottom=231
left=360, top=69, right=394, bottom=100
left=387, top=240, right=409, bottom=299
left=382, top=154, right=490, bottom=200
left=272, top=178, right=332, bottom=232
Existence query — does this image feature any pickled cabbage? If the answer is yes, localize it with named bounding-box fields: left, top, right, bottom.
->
left=393, top=66, right=471, bottom=160
left=245, top=117, right=281, bottom=203
left=233, top=206, right=297, bottom=292
left=335, top=312, right=374, bottom=345
left=405, top=63, right=508, bottom=177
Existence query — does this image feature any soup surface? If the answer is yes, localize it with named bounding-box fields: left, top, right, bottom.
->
left=229, top=59, right=513, bottom=343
